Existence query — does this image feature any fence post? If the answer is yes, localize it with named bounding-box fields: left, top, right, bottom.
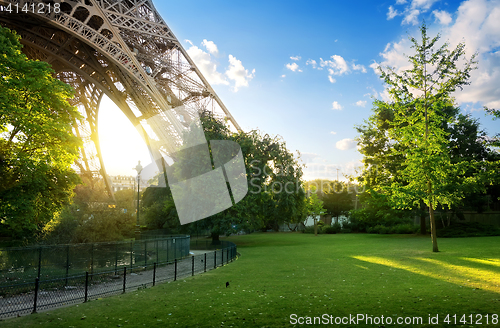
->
left=222, top=249, right=224, bottom=266
left=122, top=267, right=127, bottom=294
left=226, top=247, right=229, bottom=264
left=166, top=239, right=169, bottom=262
left=214, top=250, right=216, bottom=268
left=84, top=271, right=89, bottom=302
left=65, top=245, right=70, bottom=286
left=32, top=277, right=39, bottom=314
left=192, top=256, right=194, bottom=276
left=37, top=247, right=42, bottom=278
left=114, top=243, right=118, bottom=275
left=174, top=259, right=177, bottom=281
left=204, top=253, right=207, bottom=272
left=153, top=262, right=156, bottom=287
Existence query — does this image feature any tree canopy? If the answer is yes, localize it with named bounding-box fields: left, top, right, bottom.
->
left=140, top=110, right=307, bottom=240
left=357, top=23, right=499, bottom=251
left=0, top=27, right=82, bottom=238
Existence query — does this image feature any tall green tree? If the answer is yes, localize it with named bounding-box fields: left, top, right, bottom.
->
left=304, top=192, right=325, bottom=236
left=0, top=27, right=82, bottom=238
left=367, top=23, right=495, bottom=252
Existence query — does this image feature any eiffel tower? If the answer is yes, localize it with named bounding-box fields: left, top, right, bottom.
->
left=0, top=0, right=241, bottom=198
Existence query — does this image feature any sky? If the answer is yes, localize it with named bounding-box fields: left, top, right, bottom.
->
left=99, top=0, right=500, bottom=181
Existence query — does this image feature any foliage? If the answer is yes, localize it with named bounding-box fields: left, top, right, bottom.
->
left=140, top=110, right=307, bottom=240
left=367, top=223, right=419, bottom=235
left=41, top=180, right=136, bottom=243
left=437, top=222, right=500, bottom=238
left=349, top=190, right=413, bottom=228
left=0, top=27, right=82, bottom=238
left=70, top=207, right=135, bottom=243
left=323, top=223, right=341, bottom=234
left=359, top=23, right=499, bottom=252
left=141, top=185, right=178, bottom=231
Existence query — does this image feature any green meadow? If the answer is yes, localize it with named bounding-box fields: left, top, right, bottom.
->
left=2, top=233, right=499, bottom=327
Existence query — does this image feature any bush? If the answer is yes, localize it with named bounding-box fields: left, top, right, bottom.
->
left=392, top=223, right=419, bottom=234
left=302, top=226, right=316, bottom=234
left=437, top=222, right=500, bottom=238
left=42, top=206, right=136, bottom=244
left=367, top=223, right=418, bottom=235
left=323, top=223, right=341, bottom=234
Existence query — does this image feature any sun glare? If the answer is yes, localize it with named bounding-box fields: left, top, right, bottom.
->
left=353, top=255, right=500, bottom=294
left=98, top=96, right=151, bottom=176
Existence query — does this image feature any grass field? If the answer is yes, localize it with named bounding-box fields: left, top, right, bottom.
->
left=1, top=233, right=499, bottom=327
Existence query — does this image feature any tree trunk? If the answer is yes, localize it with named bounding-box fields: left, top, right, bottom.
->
left=211, top=232, right=220, bottom=245
left=314, top=218, right=318, bottom=236
left=420, top=201, right=426, bottom=235
left=428, top=181, right=439, bottom=252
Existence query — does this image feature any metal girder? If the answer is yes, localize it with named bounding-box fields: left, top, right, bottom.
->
left=0, top=0, right=241, bottom=198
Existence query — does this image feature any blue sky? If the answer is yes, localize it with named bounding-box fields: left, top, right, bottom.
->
left=99, top=0, right=500, bottom=181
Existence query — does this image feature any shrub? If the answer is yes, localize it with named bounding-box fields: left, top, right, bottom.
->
left=391, top=223, right=419, bottom=234
left=437, top=222, right=500, bottom=238
left=302, top=226, right=316, bottom=234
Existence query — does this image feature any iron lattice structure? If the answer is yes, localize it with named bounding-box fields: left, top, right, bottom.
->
left=0, top=0, right=241, bottom=197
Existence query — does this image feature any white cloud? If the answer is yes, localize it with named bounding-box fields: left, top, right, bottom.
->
left=443, top=0, right=500, bottom=108
left=310, top=55, right=367, bottom=82
left=331, top=101, right=343, bottom=110
left=402, top=9, right=420, bottom=25
left=433, top=10, right=452, bottom=25
left=281, top=74, right=286, bottom=78
left=286, top=62, right=302, bottom=72
left=388, top=0, right=439, bottom=25
left=387, top=5, right=400, bottom=19
left=226, top=55, right=255, bottom=92
left=330, top=131, right=337, bottom=135
left=306, top=59, right=317, bottom=68
left=336, top=138, right=357, bottom=150
left=411, top=0, right=438, bottom=11
left=320, top=55, right=349, bottom=75
left=356, top=100, right=367, bottom=107
left=201, top=39, right=219, bottom=55
left=186, top=41, right=229, bottom=86
left=352, top=62, right=367, bottom=73
left=290, top=56, right=301, bottom=61
left=375, top=0, right=500, bottom=108
left=371, top=38, right=413, bottom=76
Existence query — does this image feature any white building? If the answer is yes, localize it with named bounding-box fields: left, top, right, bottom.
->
left=109, top=175, right=148, bottom=193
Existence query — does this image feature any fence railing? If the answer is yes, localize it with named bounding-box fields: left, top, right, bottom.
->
left=0, top=235, right=190, bottom=289
left=0, top=240, right=237, bottom=319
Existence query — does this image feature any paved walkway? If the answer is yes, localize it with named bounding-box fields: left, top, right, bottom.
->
left=0, top=248, right=235, bottom=319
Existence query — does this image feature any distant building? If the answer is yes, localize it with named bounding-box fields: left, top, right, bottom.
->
left=109, top=175, right=148, bottom=192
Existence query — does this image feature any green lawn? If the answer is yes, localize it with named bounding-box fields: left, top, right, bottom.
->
left=2, top=233, right=499, bottom=327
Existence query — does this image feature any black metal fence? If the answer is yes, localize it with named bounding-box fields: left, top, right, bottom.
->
left=0, top=235, right=190, bottom=289
left=0, top=240, right=237, bottom=319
